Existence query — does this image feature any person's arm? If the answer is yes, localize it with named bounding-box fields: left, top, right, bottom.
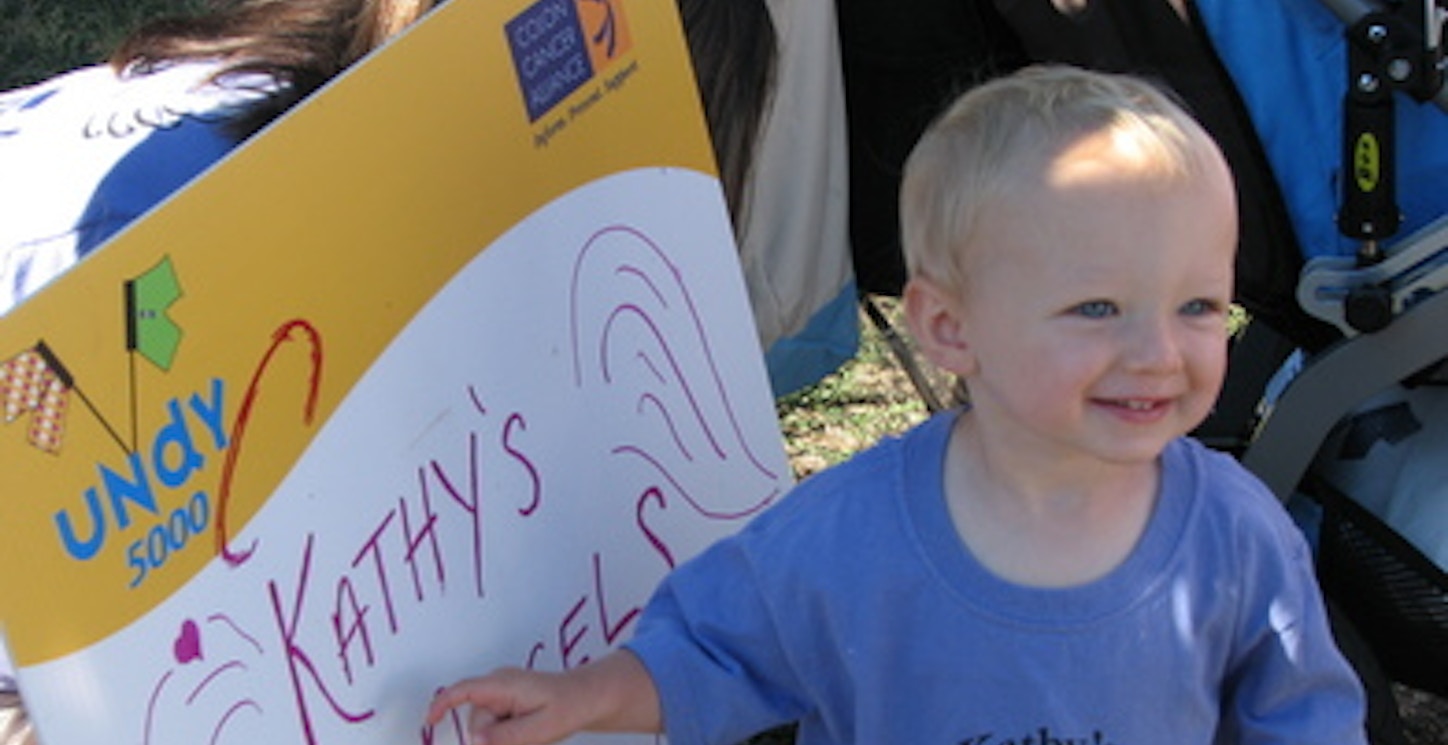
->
left=426, top=649, right=661, bottom=745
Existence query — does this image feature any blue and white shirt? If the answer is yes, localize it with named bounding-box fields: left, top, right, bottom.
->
left=0, top=61, right=281, bottom=315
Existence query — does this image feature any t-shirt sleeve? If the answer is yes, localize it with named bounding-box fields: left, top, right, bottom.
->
left=1217, top=508, right=1369, bottom=745
left=623, top=535, right=808, bottom=745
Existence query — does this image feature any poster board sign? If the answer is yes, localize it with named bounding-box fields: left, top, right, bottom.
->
left=0, top=0, right=791, bottom=742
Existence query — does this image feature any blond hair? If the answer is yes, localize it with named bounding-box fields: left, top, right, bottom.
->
left=900, top=65, right=1214, bottom=295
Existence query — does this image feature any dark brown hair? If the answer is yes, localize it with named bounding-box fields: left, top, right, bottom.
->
left=109, top=0, right=437, bottom=137
left=676, top=0, right=777, bottom=222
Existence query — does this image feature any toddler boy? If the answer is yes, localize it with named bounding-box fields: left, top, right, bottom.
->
left=427, top=65, right=1368, bottom=745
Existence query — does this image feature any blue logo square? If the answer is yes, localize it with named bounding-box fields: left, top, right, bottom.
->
left=506, top=0, right=596, bottom=122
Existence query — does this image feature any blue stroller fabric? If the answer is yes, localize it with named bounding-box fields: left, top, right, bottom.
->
left=1194, top=0, right=1448, bottom=260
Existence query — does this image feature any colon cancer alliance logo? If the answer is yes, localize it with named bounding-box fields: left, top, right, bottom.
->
left=506, top=0, right=633, bottom=122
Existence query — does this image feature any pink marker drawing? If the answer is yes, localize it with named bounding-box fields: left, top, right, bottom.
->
left=143, top=614, right=266, bottom=745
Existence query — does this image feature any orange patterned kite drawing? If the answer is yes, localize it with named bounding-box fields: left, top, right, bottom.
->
left=0, top=256, right=182, bottom=457
left=0, top=344, right=70, bottom=454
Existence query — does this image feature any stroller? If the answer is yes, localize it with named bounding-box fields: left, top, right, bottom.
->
left=835, top=0, right=1448, bottom=741
left=1205, top=0, right=1448, bottom=718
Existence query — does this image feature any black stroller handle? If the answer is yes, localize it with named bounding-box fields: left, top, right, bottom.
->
left=1321, top=0, right=1448, bottom=111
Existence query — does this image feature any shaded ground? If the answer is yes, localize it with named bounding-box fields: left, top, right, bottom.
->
left=1398, top=685, right=1448, bottom=745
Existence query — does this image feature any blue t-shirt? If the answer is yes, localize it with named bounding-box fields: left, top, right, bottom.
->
left=626, top=411, right=1366, bottom=745
left=0, top=61, right=279, bottom=315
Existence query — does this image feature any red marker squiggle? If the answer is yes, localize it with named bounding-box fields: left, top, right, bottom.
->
left=214, top=319, right=324, bottom=567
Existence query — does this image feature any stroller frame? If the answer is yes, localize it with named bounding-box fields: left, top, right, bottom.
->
left=1245, top=216, right=1448, bottom=499
left=1211, top=0, right=1448, bottom=705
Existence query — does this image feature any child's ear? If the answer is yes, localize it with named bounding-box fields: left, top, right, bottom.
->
left=902, top=276, right=976, bottom=376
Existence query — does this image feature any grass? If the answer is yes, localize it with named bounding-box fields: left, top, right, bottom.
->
left=0, top=0, right=213, bottom=91
left=776, top=299, right=942, bottom=478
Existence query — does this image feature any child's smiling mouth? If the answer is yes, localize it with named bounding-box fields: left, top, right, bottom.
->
left=1095, top=397, right=1173, bottom=419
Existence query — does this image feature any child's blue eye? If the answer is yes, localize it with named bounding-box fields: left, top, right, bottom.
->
left=1073, top=300, right=1118, bottom=318
left=1181, top=298, right=1222, bottom=317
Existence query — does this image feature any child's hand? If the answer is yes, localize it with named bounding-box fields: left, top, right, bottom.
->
left=427, top=667, right=587, bottom=745
left=426, top=651, right=661, bottom=745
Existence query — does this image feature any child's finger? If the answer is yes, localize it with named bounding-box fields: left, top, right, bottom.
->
left=466, top=705, right=502, bottom=745
left=427, top=668, right=549, bottom=725
left=471, top=708, right=570, bottom=745
left=425, top=683, right=468, bottom=724
left=426, top=676, right=510, bottom=724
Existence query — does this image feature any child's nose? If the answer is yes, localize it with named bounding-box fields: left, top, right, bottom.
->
left=1123, top=317, right=1184, bottom=373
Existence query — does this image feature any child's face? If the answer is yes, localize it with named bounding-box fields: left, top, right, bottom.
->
left=952, top=128, right=1236, bottom=468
